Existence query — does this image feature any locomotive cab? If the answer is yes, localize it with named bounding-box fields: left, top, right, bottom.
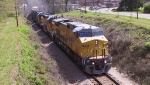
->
left=31, top=10, right=42, bottom=23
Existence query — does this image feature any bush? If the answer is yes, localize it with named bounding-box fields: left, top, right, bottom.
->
left=144, top=4, right=150, bottom=13
left=0, top=12, right=7, bottom=22
left=145, top=42, right=150, bottom=50
left=7, top=12, right=15, bottom=17
left=34, top=43, right=40, bottom=50
left=26, top=20, right=32, bottom=25
left=116, top=7, right=125, bottom=11
left=111, top=8, right=117, bottom=12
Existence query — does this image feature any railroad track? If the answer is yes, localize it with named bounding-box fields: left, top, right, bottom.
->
left=88, top=74, right=120, bottom=85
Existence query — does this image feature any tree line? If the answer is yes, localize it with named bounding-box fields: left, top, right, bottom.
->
left=44, top=0, right=69, bottom=14
left=0, top=0, right=24, bottom=22
left=117, top=0, right=150, bottom=13
left=26, top=0, right=69, bottom=14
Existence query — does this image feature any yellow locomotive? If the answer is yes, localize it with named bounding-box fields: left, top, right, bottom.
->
left=51, top=19, right=112, bottom=74
left=31, top=11, right=112, bottom=74
left=46, top=15, right=58, bottom=34
left=50, top=18, right=72, bottom=40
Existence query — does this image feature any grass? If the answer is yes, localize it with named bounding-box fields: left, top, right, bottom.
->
left=16, top=17, right=54, bottom=84
left=0, top=17, right=55, bottom=84
left=0, top=18, right=20, bottom=84
left=62, top=11, right=150, bottom=30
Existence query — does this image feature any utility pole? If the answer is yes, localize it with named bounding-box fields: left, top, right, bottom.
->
left=61, top=0, right=63, bottom=17
left=85, top=0, right=87, bottom=13
left=136, top=0, right=139, bottom=19
left=93, top=0, right=94, bottom=7
left=15, top=0, right=18, bottom=26
left=24, top=4, right=25, bottom=17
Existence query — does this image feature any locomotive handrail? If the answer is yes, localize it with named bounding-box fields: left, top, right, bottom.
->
left=84, top=49, right=93, bottom=58
left=82, top=49, right=94, bottom=66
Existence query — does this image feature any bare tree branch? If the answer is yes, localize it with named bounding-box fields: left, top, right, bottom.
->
left=65, top=0, right=69, bottom=11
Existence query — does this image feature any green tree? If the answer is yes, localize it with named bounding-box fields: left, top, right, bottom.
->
left=0, top=0, right=16, bottom=22
left=117, top=0, right=144, bottom=11
left=144, top=4, right=150, bottom=13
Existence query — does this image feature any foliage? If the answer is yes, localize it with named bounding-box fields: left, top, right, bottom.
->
left=144, top=4, right=150, bottom=13
left=16, top=17, right=53, bottom=84
left=26, top=20, right=32, bottom=25
left=0, top=0, right=24, bottom=22
left=60, top=11, right=150, bottom=30
left=145, top=42, right=150, bottom=50
left=45, top=0, right=61, bottom=14
left=34, top=43, right=40, bottom=50
left=0, top=15, right=56, bottom=84
left=0, top=0, right=15, bottom=22
left=139, top=7, right=144, bottom=12
left=0, top=16, right=20, bottom=85
left=117, top=0, right=144, bottom=11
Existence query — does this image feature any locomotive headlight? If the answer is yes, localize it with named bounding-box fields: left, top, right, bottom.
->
left=104, top=60, right=107, bottom=63
left=95, top=40, right=98, bottom=45
left=92, top=62, right=95, bottom=65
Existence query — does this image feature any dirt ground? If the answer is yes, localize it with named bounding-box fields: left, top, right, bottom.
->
left=29, top=22, right=139, bottom=85
left=108, top=67, right=139, bottom=85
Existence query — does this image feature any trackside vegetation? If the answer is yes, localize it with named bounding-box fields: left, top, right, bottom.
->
left=16, top=17, right=47, bottom=84
left=0, top=17, right=56, bottom=84
left=61, top=11, right=150, bottom=84
left=144, top=4, right=150, bottom=13
left=0, top=17, right=20, bottom=85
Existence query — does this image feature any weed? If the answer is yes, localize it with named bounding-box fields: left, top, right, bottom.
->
left=0, top=17, right=20, bottom=84
left=7, top=12, right=15, bottom=17
left=26, top=20, right=32, bottom=25
left=34, top=43, right=40, bottom=50
left=145, top=42, right=150, bottom=50
left=16, top=17, right=55, bottom=84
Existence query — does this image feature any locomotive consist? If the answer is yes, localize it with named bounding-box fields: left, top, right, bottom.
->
left=31, top=9, right=112, bottom=74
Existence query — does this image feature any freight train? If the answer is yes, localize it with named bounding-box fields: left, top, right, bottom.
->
left=30, top=8, right=112, bottom=74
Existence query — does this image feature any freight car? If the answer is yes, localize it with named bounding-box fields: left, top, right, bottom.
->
left=31, top=11, right=112, bottom=74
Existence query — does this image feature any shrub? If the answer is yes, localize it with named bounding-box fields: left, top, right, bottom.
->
left=145, top=42, right=150, bottom=50
left=26, top=20, right=32, bottom=25
left=34, top=43, right=40, bottom=50
left=0, top=12, right=7, bottom=22
left=116, top=7, right=125, bottom=11
left=144, top=4, right=150, bottom=13
left=7, top=12, right=15, bottom=17
left=111, top=8, right=117, bottom=12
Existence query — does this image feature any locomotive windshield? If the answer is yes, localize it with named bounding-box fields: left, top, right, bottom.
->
left=79, top=32, right=92, bottom=37
left=92, top=31, right=103, bottom=36
left=79, top=31, right=103, bottom=37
